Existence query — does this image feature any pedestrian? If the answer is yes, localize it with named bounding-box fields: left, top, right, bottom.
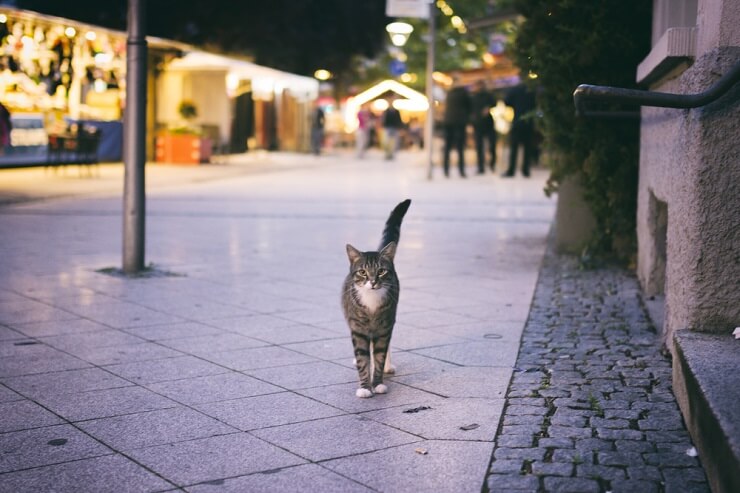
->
left=356, top=104, right=372, bottom=158
left=503, top=83, right=536, bottom=177
left=407, top=117, right=423, bottom=149
left=471, top=80, right=497, bottom=174
left=310, top=102, right=325, bottom=155
left=381, top=98, right=403, bottom=160
left=0, top=101, right=11, bottom=155
left=442, top=75, right=471, bottom=177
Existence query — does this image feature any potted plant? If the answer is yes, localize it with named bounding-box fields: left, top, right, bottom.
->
left=155, top=100, right=212, bottom=164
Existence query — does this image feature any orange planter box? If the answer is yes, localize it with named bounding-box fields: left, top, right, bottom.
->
left=155, top=134, right=212, bottom=164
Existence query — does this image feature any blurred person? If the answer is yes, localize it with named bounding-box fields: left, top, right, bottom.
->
left=356, top=104, right=372, bottom=158
left=442, top=76, right=471, bottom=177
left=407, top=117, right=423, bottom=149
left=0, top=101, right=12, bottom=155
left=471, top=80, right=497, bottom=174
left=382, top=98, right=403, bottom=160
left=503, top=83, right=536, bottom=177
left=310, top=102, right=325, bottom=155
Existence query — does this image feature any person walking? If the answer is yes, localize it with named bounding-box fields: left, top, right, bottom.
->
left=503, top=83, right=536, bottom=177
left=310, top=102, right=325, bottom=155
left=442, top=76, right=471, bottom=177
left=381, top=99, right=403, bottom=160
left=471, top=80, right=497, bottom=174
left=355, top=104, right=372, bottom=158
left=0, top=101, right=12, bottom=155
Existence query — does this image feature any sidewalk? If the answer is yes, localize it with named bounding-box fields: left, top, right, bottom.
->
left=485, top=240, right=710, bottom=493
left=0, top=149, right=554, bottom=492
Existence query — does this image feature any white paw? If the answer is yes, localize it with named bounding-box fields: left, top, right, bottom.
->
left=355, top=388, right=373, bottom=398
left=384, top=363, right=396, bottom=375
left=373, top=384, right=388, bottom=394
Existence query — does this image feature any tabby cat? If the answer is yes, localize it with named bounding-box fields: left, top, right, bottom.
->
left=341, top=199, right=411, bottom=398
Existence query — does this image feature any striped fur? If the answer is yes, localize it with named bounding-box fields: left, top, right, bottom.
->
left=342, top=199, right=411, bottom=397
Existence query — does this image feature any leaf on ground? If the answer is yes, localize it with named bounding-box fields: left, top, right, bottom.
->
left=414, top=447, right=428, bottom=455
left=403, top=406, right=432, bottom=414
left=459, top=423, right=480, bottom=431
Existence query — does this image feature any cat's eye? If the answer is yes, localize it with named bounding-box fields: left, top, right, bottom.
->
left=378, top=269, right=388, bottom=277
left=357, top=269, right=367, bottom=277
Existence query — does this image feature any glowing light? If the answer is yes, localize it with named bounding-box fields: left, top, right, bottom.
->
left=400, top=73, right=417, bottom=84
left=432, top=71, right=453, bottom=86
left=94, top=52, right=113, bottom=65
left=528, top=71, right=539, bottom=79
left=314, top=69, right=332, bottom=80
left=0, top=14, right=7, bottom=23
left=451, top=16, right=463, bottom=29
left=372, top=99, right=389, bottom=112
left=64, top=27, right=76, bottom=37
left=386, top=22, right=413, bottom=47
left=85, top=31, right=97, bottom=41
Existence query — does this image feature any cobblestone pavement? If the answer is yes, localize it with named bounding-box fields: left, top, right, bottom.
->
left=484, top=244, right=710, bottom=493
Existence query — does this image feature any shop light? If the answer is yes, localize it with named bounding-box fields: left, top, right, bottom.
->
left=85, top=31, right=97, bottom=41
left=314, top=69, right=331, bottom=81
left=64, top=26, right=76, bottom=38
left=0, top=14, right=7, bottom=24
left=94, top=52, right=112, bottom=65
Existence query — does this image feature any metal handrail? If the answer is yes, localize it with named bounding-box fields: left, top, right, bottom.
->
left=573, top=60, right=740, bottom=117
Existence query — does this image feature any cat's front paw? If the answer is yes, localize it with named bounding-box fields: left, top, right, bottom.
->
left=373, top=384, right=388, bottom=394
left=355, top=388, right=373, bottom=398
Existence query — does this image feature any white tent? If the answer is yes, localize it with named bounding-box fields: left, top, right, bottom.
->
left=165, top=51, right=318, bottom=101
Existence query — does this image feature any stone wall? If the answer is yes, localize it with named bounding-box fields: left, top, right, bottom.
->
left=636, top=4, right=740, bottom=345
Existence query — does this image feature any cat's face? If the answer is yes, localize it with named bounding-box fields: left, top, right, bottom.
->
left=346, top=243, right=397, bottom=292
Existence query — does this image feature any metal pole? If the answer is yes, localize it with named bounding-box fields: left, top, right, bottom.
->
left=424, top=1, right=436, bottom=180
left=122, top=0, right=147, bottom=273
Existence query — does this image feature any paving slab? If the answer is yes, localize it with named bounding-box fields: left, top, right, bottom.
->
left=0, top=453, right=174, bottom=492
left=185, top=463, right=373, bottom=493
left=0, top=424, right=111, bottom=473
left=127, top=432, right=306, bottom=487
left=251, top=414, right=420, bottom=462
left=1, top=367, right=133, bottom=398
left=77, top=406, right=237, bottom=451
left=145, top=371, right=283, bottom=405
left=34, top=385, right=179, bottom=422
left=322, top=440, right=494, bottom=493
left=193, top=391, right=345, bottom=431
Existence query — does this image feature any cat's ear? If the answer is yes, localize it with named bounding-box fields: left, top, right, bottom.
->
left=379, top=241, right=397, bottom=261
left=346, top=244, right=362, bottom=264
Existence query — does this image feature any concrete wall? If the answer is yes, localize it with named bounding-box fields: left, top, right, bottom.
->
left=636, top=0, right=740, bottom=345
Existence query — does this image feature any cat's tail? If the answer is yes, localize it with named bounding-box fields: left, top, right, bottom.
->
left=379, top=199, right=411, bottom=250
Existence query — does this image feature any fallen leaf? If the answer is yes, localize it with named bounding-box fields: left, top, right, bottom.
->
left=459, top=423, right=480, bottom=431
left=403, top=406, right=432, bottom=414
left=414, top=447, right=428, bottom=455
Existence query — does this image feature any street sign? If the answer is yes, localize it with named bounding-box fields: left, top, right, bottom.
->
left=386, top=0, right=430, bottom=19
left=389, top=59, right=407, bottom=76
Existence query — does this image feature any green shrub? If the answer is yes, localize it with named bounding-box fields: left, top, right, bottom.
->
left=509, top=0, right=652, bottom=261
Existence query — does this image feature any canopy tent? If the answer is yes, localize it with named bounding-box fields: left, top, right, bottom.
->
left=165, top=51, right=318, bottom=101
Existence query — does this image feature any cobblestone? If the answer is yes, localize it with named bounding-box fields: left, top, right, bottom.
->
left=484, top=246, right=709, bottom=492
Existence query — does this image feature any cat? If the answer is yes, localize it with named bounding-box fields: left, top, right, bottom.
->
left=341, top=199, right=411, bottom=398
